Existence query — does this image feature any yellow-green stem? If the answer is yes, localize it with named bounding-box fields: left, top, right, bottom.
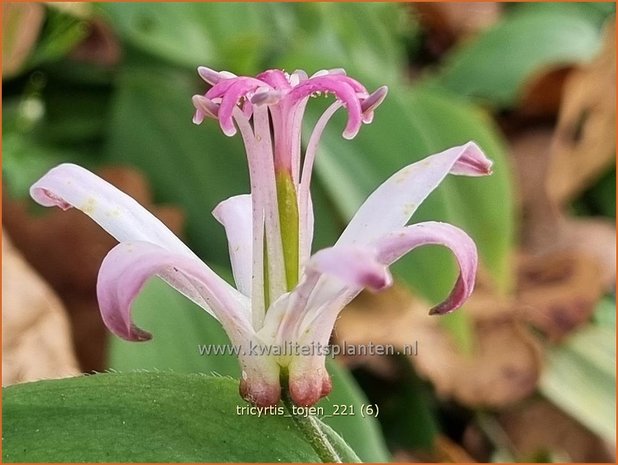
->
left=276, top=171, right=299, bottom=290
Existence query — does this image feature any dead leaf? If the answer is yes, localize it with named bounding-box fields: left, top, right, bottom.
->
left=518, top=66, right=573, bottom=119
left=3, top=166, right=185, bottom=372
left=413, top=3, right=502, bottom=55
left=517, top=251, right=605, bottom=341
left=2, top=3, right=45, bottom=78
left=509, top=128, right=561, bottom=250
left=2, top=233, right=80, bottom=385
left=554, top=217, right=616, bottom=289
left=546, top=23, right=616, bottom=205
left=70, top=19, right=121, bottom=67
left=336, top=286, right=542, bottom=408
left=499, top=398, right=614, bottom=462
left=412, top=317, right=541, bottom=408
left=397, top=434, right=478, bottom=463
left=509, top=127, right=615, bottom=296
left=434, top=435, right=478, bottom=463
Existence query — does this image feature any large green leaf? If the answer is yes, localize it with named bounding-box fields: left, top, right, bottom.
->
left=428, top=9, right=603, bottom=106
left=313, top=83, right=514, bottom=300
left=97, top=3, right=275, bottom=73
left=509, top=2, right=616, bottom=29
left=108, top=279, right=390, bottom=462
left=108, top=278, right=238, bottom=376
left=2, top=131, right=70, bottom=199
left=18, top=5, right=88, bottom=74
left=98, top=3, right=408, bottom=82
left=540, top=300, right=616, bottom=444
left=2, top=373, right=359, bottom=463
left=309, top=83, right=513, bottom=349
left=105, top=65, right=249, bottom=265
left=274, top=3, right=408, bottom=83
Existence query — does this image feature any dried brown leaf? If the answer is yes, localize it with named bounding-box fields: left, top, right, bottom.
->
left=499, top=398, right=614, bottom=462
left=517, top=251, right=606, bottom=341
left=547, top=23, right=616, bottom=204
left=434, top=435, right=478, bottom=463
left=413, top=2, right=502, bottom=54
left=2, top=233, right=80, bottom=385
left=509, top=129, right=560, bottom=250
left=2, top=3, right=45, bottom=78
left=70, top=19, right=121, bottom=67
left=3, top=166, right=185, bottom=372
left=336, top=286, right=542, bottom=408
left=518, top=66, right=572, bottom=119
left=510, top=127, right=615, bottom=307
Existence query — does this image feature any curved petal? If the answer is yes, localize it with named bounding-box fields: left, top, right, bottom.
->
left=292, top=221, right=477, bottom=351
left=214, top=79, right=269, bottom=136
left=298, top=101, right=342, bottom=267
left=256, top=69, right=291, bottom=91
left=197, top=66, right=236, bottom=85
left=97, top=241, right=252, bottom=342
left=360, top=85, right=388, bottom=123
left=287, top=76, right=363, bottom=139
left=212, top=194, right=253, bottom=296
left=336, top=142, right=492, bottom=247
left=310, top=245, right=392, bottom=291
left=309, top=71, right=368, bottom=94
left=374, top=221, right=478, bottom=314
left=264, top=245, right=392, bottom=346
left=205, top=75, right=263, bottom=100
left=30, top=164, right=197, bottom=258
left=192, top=95, right=219, bottom=120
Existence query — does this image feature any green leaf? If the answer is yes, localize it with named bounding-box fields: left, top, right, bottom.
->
left=379, top=359, right=440, bottom=451
left=108, top=278, right=239, bottom=377
left=575, top=167, right=616, bottom=219
left=318, top=361, right=391, bottom=462
left=2, top=132, right=68, bottom=199
left=2, top=101, right=95, bottom=199
left=98, top=3, right=274, bottom=73
left=593, top=297, right=616, bottom=327
left=3, top=372, right=359, bottom=463
left=274, top=3, right=408, bottom=83
left=105, top=65, right=249, bottom=265
left=429, top=9, right=603, bottom=106
left=509, top=2, right=616, bottom=29
left=98, top=2, right=409, bottom=83
left=540, top=300, right=616, bottom=443
left=312, top=84, right=514, bottom=348
left=108, top=279, right=390, bottom=462
left=315, top=84, right=514, bottom=295
left=27, top=6, right=89, bottom=69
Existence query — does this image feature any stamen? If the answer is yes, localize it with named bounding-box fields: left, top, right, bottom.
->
left=251, top=90, right=282, bottom=106
left=192, top=95, right=219, bottom=118
left=198, top=66, right=224, bottom=85
left=220, top=70, right=238, bottom=79
left=290, top=70, right=308, bottom=85
left=361, top=86, right=389, bottom=114
left=310, top=69, right=329, bottom=78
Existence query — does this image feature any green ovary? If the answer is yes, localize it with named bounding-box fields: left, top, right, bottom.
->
left=276, top=171, right=300, bottom=291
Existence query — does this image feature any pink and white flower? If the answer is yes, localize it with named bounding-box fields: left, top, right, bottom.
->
left=30, top=67, right=492, bottom=407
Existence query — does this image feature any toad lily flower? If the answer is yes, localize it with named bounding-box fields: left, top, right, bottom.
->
left=30, top=67, right=492, bottom=408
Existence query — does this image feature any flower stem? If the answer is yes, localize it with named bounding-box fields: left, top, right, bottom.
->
left=281, top=380, right=342, bottom=463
